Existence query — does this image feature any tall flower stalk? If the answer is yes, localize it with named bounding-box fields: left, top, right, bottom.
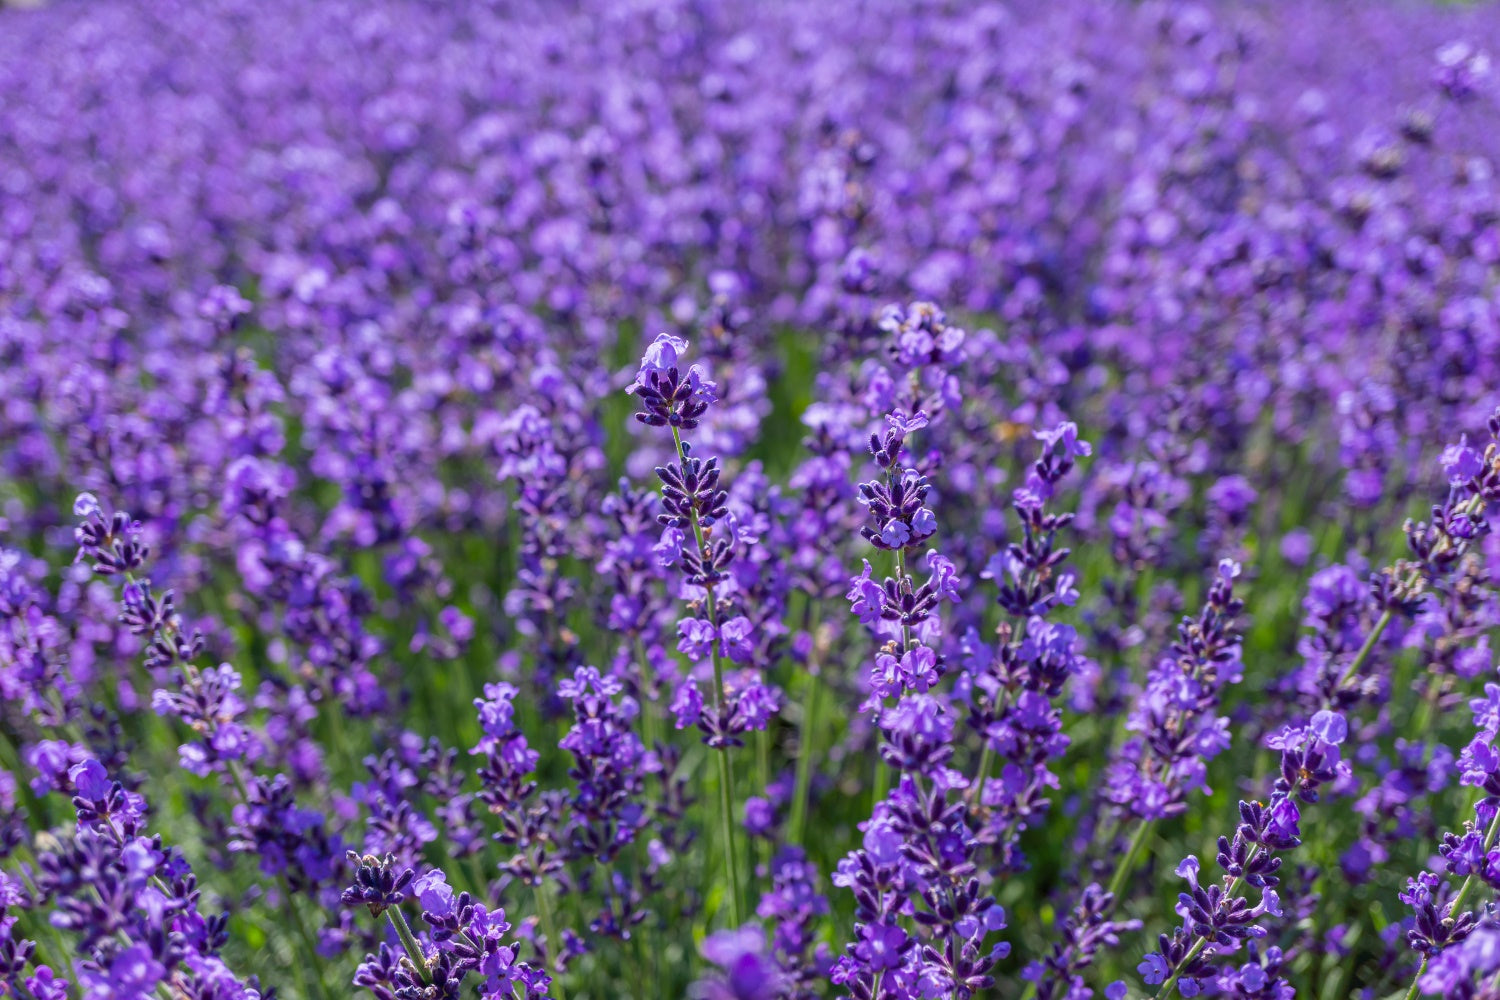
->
left=831, top=303, right=1011, bottom=999
left=627, top=333, right=780, bottom=928
left=1093, top=558, right=1246, bottom=909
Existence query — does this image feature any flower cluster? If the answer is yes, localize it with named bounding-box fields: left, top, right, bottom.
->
left=344, top=854, right=550, bottom=999
left=1106, top=560, right=1246, bottom=821
left=24, top=757, right=263, bottom=1000
left=1140, top=710, right=1351, bottom=997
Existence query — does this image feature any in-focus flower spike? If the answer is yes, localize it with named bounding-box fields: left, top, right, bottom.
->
left=1140, top=713, right=1350, bottom=997
left=832, top=301, right=1007, bottom=1000
left=73, top=493, right=265, bottom=778
left=1392, top=628, right=1500, bottom=994
left=628, top=332, right=772, bottom=930
left=341, top=851, right=416, bottom=918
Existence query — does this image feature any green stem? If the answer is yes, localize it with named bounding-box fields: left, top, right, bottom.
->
left=387, top=906, right=429, bottom=984
left=284, top=894, right=331, bottom=1000
left=1411, top=678, right=1444, bottom=738
left=715, top=740, right=745, bottom=926
left=1402, top=961, right=1427, bottom=1000
left=533, top=883, right=569, bottom=1000
left=1333, top=609, right=1393, bottom=693
left=788, top=672, right=822, bottom=847
left=670, top=425, right=745, bottom=928
left=636, top=637, right=663, bottom=754
left=872, top=547, right=912, bottom=809
left=754, top=724, right=771, bottom=875
left=966, top=743, right=992, bottom=808
left=1107, top=818, right=1156, bottom=902
left=756, top=727, right=771, bottom=796
left=227, top=762, right=253, bottom=809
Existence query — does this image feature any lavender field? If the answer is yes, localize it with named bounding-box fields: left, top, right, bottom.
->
left=3, top=1, right=1500, bottom=998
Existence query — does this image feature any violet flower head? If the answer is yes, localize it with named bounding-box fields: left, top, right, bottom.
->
left=71, top=493, right=148, bottom=576
left=629, top=333, right=720, bottom=430
left=342, top=851, right=416, bottom=917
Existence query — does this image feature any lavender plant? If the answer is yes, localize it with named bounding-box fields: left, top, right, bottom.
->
left=2, top=1, right=1500, bottom=998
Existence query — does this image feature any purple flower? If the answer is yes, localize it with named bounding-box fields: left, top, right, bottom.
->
left=412, top=869, right=456, bottom=920
left=1309, top=710, right=1349, bottom=746
left=853, top=923, right=908, bottom=973
left=24, top=967, right=69, bottom=1000
left=342, top=851, right=416, bottom=916
left=672, top=680, right=704, bottom=730
left=719, top=617, right=755, bottom=663
left=628, top=333, right=719, bottom=428
left=1034, top=421, right=1092, bottom=461
left=1279, top=529, right=1314, bottom=567
left=637, top=333, right=689, bottom=381
left=744, top=797, right=775, bottom=837
left=1139, top=952, right=1170, bottom=985
left=678, top=618, right=718, bottom=660
left=1442, top=434, right=1487, bottom=485
left=846, top=561, right=885, bottom=625
left=82, top=944, right=165, bottom=1000
left=695, top=928, right=780, bottom=1000
left=24, top=740, right=79, bottom=795
left=1207, top=474, right=1257, bottom=519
